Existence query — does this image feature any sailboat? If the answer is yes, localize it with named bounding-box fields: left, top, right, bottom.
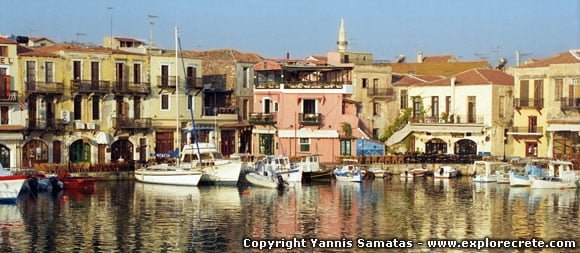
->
left=134, top=27, right=202, bottom=186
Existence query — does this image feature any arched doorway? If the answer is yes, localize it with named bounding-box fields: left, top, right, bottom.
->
left=69, top=140, right=91, bottom=163
left=0, top=144, right=10, bottom=168
left=111, top=139, right=133, bottom=162
left=22, top=140, right=48, bottom=168
left=425, top=138, right=447, bottom=154
left=455, top=139, right=477, bottom=155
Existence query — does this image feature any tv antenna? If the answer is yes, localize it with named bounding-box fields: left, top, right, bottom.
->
left=474, top=52, right=489, bottom=60
left=148, top=15, right=158, bottom=50
left=75, top=32, right=86, bottom=43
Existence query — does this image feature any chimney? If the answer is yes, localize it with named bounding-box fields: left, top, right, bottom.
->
left=286, top=52, right=290, bottom=59
left=417, top=51, right=424, bottom=63
left=450, top=77, right=456, bottom=87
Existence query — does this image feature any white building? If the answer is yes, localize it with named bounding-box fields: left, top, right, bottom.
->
left=388, top=69, right=513, bottom=157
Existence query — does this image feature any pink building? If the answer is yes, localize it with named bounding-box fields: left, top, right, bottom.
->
left=250, top=59, right=371, bottom=163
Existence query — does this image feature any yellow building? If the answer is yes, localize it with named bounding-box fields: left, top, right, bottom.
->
left=509, top=50, right=579, bottom=159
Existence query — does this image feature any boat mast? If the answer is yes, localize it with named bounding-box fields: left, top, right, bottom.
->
left=175, top=26, right=180, bottom=166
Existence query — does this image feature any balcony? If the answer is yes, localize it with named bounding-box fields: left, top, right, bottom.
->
left=26, top=81, right=65, bottom=95
left=249, top=112, right=277, bottom=125
left=284, top=81, right=346, bottom=89
left=157, top=76, right=177, bottom=89
left=299, top=113, right=322, bottom=125
left=367, top=88, right=394, bottom=99
left=113, top=82, right=151, bottom=95
left=204, top=107, right=237, bottom=116
left=71, top=80, right=110, bottom=94
left=508, top=126, right=543, bottom=137
left=114, top=117, right=152, bottom=130
left=560, top=97, right=580, bottom=111
left=255, top=83, right=281, bottom=89
left=514, top=98, right=544, bottom=109
left=0, top=90, right=18, bottom=102
left=411, top=115, right=484, bottom=124
left=27, top=118, right=64, bottom=132
left=185, top=77, right=203, bottom=89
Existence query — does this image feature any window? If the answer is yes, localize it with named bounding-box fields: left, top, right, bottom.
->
left=431, top=96, right=439, bottom=118
left=26, top=61, right=36, bottom=82
left=263, top=98, right=271, bottom=113
left=299, top=138, right=310, bottom=152
left=555, top=79, right=563, bottom=101
left=0, top=46, right=7, bottom=57
left=340, top=140, right=351, bottom=156
left=92, top=95, right=100, bottom=120
left=134, top=97, right=141, bottom=119
left=186, top=66, right=196, bottom=87
left=91, top=62, right=99, bottom=84
left=274, top=102, right=279, bottom=112
left=445, top=96, right=451, bottom=114
left=373, top=78, right=379, bottom=90
left=519, top=80, right=529, bottom=106
left=528, top=116, right=537, bottom=133
left=303, top=99, right=316, bottom=114
left=242, top=67, right=249, bottom=88
left=525, top=142, right=538, bottom=157
left=499, top=96, right=505, bottom=118
left=373, top=128, right=380, bottom=139
left=373, top=102, right=380, bottom=116
left=74, top=95, right=82, bottom=120
left=412, top=96, right=422, bottom=117
left=45, top=62, right=54, bottom=83
left=362, top=78, right=368, bottom=88
left=161, top=65, right=169, bottom=86
left=534, top=80, right=543, bottom=99
left=242, top=99, right=248, bottom=120
left=0, top=106, right=8, bottom=125
left=133, top=63, right=141, bottom=84
left=161, top=94, right=170, bottom=110
left=467, top=96, right=476, bottom=123
left=73, top=60, right=81, bottom=80
left=400, top=90, right=408, bottom=109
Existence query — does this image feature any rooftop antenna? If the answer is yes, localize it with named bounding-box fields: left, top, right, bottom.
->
left=75, top=32, right=86, bottom=44
left=148, top=15, right=158, bottom=51
left=108, top=7, right=114, bottom=48
left=515, top=50, right=532, bottom=66
left=491, top=45, right=501, bottom=63
left=474, top=52, right=489, bottom=61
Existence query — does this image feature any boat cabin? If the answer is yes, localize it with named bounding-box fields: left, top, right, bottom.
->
left=472, top=161, right=510, bottom=176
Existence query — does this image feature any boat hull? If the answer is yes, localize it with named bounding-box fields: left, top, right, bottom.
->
left=509, top=173, right=532, bottom=187
left=61, top=177, right=96, bottom=193
left=303, top=169, right=333, bottom=181
left=531, top=178, right=578, bottom=189
left=245, top=172, right=280, bottom=188
left=200, top=163, right=242, bottom=185
left=134, top=170, right=202, bottom=186
left=0, top=176, right=27, bottom=203
left=278, top=168, right=302, bottom=182
left=335, top=174, right=363, bottom=182
left=473, top=175, right=497, bottom=183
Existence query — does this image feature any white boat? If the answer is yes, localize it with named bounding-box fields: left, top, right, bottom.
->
left=134, top=164, right=202, bottom=186
left=496, top=165, right=512, bottom=184
left=471, top=161, right=510, bottom=183
left=531, top=160, right=578, bottom=189
left=367, top=164, right=387, bottom=179
left=509, top=162, right=547, bottom=187
left=181, top=143, right=242, bottom=185
left=258, top=156, right=302, bottom=182
left=400, top=168, right=428, bottom=178
left=244, top=159, right=285, bottom=188
left=434, top=166, right=458, bottom=178
left=0, top=168, right=27, bottom=203
left=333, top=164, right=363, bottom=182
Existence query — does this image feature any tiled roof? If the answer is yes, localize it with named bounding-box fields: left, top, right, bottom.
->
left=29, top=37, right=55, bottom=43
left=391, top=61, right=489, bottom=77
left=183, top=49, right=263, bottom=63
left=37, top=44, right=145, bottom=55
left=422, top=55, right=455, bottom=63
left=0, top=37, right=17, bottom=44
left=392, top=74, right=443, bottom=86
left=518, top=50, right=580, bottom=68
left=114, top=37, right=143, bottom=43
left=421, top=68, right=513, bottom=86
left=17, top=45, right=59, bottom=57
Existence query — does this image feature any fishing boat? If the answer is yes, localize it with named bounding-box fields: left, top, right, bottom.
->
left=367, top=164, right=387, bottom=179
left=496, top=165, right=513, bottom=184
left=434, top=166, right=458, bottom=179
left=244, top=159, right=285, bottom=188
left=333, top=164, right=363, bottom=182
left=299, top=154, right=332, bottom=181
left=0, top=168, right=27, bottom=203
left=135, top=26, right=203, bottom=186
left=58, top=170, right=95, bottom=193
left=471, top=161, right=510, bottom=183
left=256, top=156, right=302, bottom=183
left=531, top=160, right=578, bottom=189
left=509, top=162, right=547, bottom=187
left=400, top=168, right=428, bottom=178
left=181, top=143, right=242, bottom=185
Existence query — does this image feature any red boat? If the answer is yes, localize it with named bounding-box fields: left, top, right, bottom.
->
left=57, top=170, right=96, bottom=193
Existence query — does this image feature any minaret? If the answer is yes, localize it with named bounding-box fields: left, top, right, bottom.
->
left=337, top=18, right=347, bottom=53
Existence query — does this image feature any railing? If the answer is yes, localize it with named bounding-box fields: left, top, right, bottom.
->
left=204, top=107, right=237, bottom=116
left=509, top=126, right=543, bottom=134
left=71, top=80, right=111, bottom=93
left=336, top=153, right=481, bottom=164
left=514, top=98, right=544, bottom=108
left=411, top=115, right=484, bottom=124
left=26, top=81, right=65, bottom=95
left=367, top=88, right=394, bottom=97
left=0, top=90, right=17, bottom=102
left=255, top=82, right=348, bottom=89
left=560, top=97, right=580, bottom=110
left=255, top=83, right=281, bottom=89
left=249, top=112, right=277, bottom=125
left=114, top=117, right=152, bottom=129
left=157, top=76, right=177, bottom=88
left=186, top=77, right=203, bottom=89
left=299, top=113, right=321, bottom=125
left=113, top=82, right=151, bottom=94
left=27, top=118, right=64, bottom=131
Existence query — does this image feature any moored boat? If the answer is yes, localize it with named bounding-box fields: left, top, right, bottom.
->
left=434, top=166, right=458, bottom=179
left=135, top=164, right=202, bottom=186
left=181, top=143, right=242, bottom=185
left=471, top=161, right=510, bottom=183
left=400, top=168, right=427, bottom=178
left=0, top=169, right=27, bottom=203
left=333, top=164, right=363, bottom=182
left=531, top=160, right=578, bottom=189
left=57, top=170, right=96, bottom=193
left=509, top=162, right=547, bottom=187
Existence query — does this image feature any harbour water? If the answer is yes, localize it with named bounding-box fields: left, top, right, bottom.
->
left=1, top=178, right=578, bottom=252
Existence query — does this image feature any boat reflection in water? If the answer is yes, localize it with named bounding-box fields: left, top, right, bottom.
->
left=0, top=205, right=24, bottom=251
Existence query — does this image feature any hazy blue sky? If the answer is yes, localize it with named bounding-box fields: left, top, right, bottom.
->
left=1, top=0, right=578, bottom=65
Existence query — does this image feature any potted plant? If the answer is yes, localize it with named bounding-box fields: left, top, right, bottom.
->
left=440, top=112, right=448, bottom=123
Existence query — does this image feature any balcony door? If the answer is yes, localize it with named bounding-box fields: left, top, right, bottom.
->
left=528, top=116, right=537, bottom=133
left=303, top=99, right=316, bottom=114
left=116, top=62, right=126, bottom=88
left=91, top=62, right=99, bottom=86
left=467, top=96, right=476, bottom=123
left=161, top=65, right=169, bottom=86
left=525, top=142, right=538, bottom=157
left=28, top=96, right=37, bottom=128
left=519, top=80, right=529, bottom=107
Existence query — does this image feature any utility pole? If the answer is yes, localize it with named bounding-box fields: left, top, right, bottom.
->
left=147, top=15, right=158, bottom=52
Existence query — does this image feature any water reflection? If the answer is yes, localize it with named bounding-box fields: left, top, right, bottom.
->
left=6, top=180, right=579, bottom=252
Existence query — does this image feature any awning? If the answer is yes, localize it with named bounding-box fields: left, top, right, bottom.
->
left=221, top=123, right=253, bottom=129
left=278, top=129, right=338, bottom=138
left=252, top=129, right=276, bottom=134
left=546, top=124, right=580, bottom=132
left=0, top=133, right=23, bottom=141
left=182, top=125, right=215, bottom=132
left=411, top=125, right=484, bottom=133
left=96, top=132, right=111, bottom=145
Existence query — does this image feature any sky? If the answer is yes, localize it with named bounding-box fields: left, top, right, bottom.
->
left=1, top=0, right=578, bottom=66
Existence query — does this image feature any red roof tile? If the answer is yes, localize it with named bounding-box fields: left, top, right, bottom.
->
left=423, top=68, right=513, bottom=86
left=0, top=37, right=17, bottom=44
left=17, top=45, right=59, bottom=57
left=183, top=49, right=263, bottom=63
left=392, top=74, right=444, bottom=86
left=518, top=50, right=580, bottom=68
left=37, top=44, right=145, bottom=55
left=422, top=55, right=455, bottom=63
left=391, top=61, right=489, bottom=77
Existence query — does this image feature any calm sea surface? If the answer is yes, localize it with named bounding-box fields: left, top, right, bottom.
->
left=1, top=178, right=578, bottom=252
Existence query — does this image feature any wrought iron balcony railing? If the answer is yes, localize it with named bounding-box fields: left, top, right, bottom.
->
left=71, top=80, right=111, bottom=94
left=26, top=81, right=65, bottom=95
left=299, top=113, right=321, bottom=125
left=204, top=107, right=237, bottom=116
left=514, top=98, right=544, bottom=108
left=113, top=117, right=152, bottom=129
left=113, top=82, right=151, bottom=94
left=559, top=97, right=580, bottom=110
left=249, top=112, right=277, bottom=125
